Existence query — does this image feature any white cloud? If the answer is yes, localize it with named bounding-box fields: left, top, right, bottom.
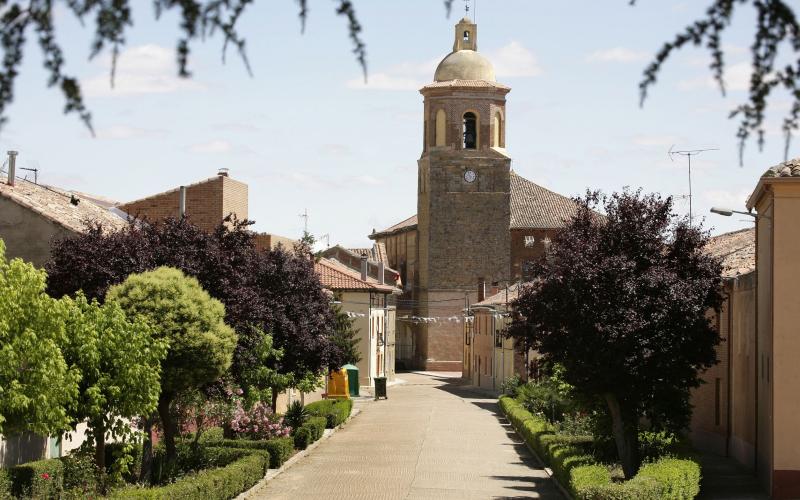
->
left=678, top=61, right=751, bottom=92
left=489, top=41, right=542, bottom=78
left=96, top=125, right=166, bottom=140
left=586, top=47, right=650, bottom=64
left=632, top=135, right=680, bottom=147
left=703, top=189, right=752, bottom=208
left=189, top=140, right=232, bottom=154
left=350, top=175, right=384, bottom=186
left=83, top=44, right=206, bottom=97
left=347, top=41, right=541, bottom=90
left=347, top=73, right=422, bottom=91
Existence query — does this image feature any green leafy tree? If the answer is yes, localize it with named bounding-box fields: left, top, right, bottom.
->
left=60, top=293, right=167, bottom=473
left=508, top=190, right=723, bottom=479
left=0, top=240, right=79, bottom=436
left=235, top=328, right=290, bottom=407
left=106, top=267, right=237, bottom=468
left=332, top=303, right=361, bottom=365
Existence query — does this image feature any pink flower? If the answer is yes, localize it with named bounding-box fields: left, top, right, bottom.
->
left=41, top=473, right=50, bottom=480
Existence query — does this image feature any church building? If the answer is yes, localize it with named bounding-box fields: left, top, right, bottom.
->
left=369, top=18, right=578, bottom=371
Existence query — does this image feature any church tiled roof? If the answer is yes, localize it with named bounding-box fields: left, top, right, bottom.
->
left=705, top=227, right=755, bottom=278
left=370, top=172, right=578, bottom=238
left=509, top=172, right=579, bottom=229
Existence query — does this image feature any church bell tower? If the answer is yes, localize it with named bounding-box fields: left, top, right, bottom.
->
left=415, top=17, right=512, bottom=370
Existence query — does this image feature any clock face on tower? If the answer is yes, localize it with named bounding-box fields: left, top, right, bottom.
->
left=464, top=170, right=477, bottom=183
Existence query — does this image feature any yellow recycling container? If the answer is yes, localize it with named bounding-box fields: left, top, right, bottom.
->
left=327, top=367, right=350, bottom=399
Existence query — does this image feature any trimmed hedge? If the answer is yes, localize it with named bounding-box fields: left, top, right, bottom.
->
left=109, top=453, right=267, bottom=500
left=215, top=437, right=294, bottom=469
left=499, top=396, right=701, bottom=500
left=306, top=399, right=353, bottom=428
left=9, top=458, right=64, bottom=499
left=306, top=416, right=327, bottom=441
left=293, top=427, right=313, bottom=450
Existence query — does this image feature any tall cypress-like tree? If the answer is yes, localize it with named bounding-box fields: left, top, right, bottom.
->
left=332, top=303, right=362, bottom=365
left=508, top=190, right=723, bottom=479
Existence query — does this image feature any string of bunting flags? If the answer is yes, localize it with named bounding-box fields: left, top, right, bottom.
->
left=341, top=311, right=510, bottom=323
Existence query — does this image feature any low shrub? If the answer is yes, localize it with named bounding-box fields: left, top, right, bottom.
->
left=197, top=426, right=225, bottom=445
left=306, top=416, right=327, bottom=441
left=108, top=453, right=267, bottom=500
left=284, top=401, right=311, bottom=432
left=306, top=399, right=353, bottom=428
left=215, top=437, right=293, bottom=469
left=499, top=396, right=702, bottom=500
left=9, top=458, right=64, bottom=499
left=293, top=427, right=313, bottom=450
left=264, top=437, right=294, bottom=468
left=0, top=469, right=11, bottom=500
left=59, top=452, right=99, bottom=497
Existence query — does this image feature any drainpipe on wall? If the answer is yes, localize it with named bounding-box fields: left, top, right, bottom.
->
left=6, top=150, right=17, bottom=186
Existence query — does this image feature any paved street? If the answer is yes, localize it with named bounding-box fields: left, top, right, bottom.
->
left=249, top=372, right=562, bottom=500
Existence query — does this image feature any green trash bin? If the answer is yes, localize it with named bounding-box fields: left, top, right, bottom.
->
left=374, top=377, right=387, bottom=400
left=343, top=364, right=359, bottom=397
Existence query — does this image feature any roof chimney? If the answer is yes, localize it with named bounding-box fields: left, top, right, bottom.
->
left=218, top=168, right=229, bottom=177
left=6, top=151, right=17, bottom=186
left=378, top=262, right=385, bottom=285
left=360, top=255, right=368, bottom=281
left=179, top=186, right=186, bottom=217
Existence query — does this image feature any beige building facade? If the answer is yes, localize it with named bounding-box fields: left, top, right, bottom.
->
left=315, top=257, right=399, bottom=387
left=746, top=162, right=800, bottom=498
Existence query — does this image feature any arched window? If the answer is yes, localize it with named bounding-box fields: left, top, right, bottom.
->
left=435, top=109, right=446, bottom=147
left=463, top=30, right=471, bottom=42
left=463, top=112, right=477, bottom=149
left=493, top=112, right=502, bottom=148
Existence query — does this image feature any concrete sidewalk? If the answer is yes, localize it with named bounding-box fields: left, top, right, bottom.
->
left=248, top=371, right=562, bottom=499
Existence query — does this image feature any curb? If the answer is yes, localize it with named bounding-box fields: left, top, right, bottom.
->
left=501, top=409, right=574, bottom=500
left=236, top=407, right=362, bottom=499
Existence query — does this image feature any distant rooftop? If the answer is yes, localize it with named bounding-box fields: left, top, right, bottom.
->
left=315, top=257, right=399, bottom=293
left=705, top=227, right=755, bottom=279
left=0, top=174, right=128, bottom=233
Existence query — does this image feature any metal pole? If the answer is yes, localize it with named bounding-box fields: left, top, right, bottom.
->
left=688, top=154, right=693, bottom=224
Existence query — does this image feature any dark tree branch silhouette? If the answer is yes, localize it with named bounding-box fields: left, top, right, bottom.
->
left=635, top=0, right=800, bottom=163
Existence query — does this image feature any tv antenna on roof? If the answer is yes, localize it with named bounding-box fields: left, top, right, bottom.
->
left=299, top=208, right=309, bottom=234
left=668, top=145, right=718, bottom=224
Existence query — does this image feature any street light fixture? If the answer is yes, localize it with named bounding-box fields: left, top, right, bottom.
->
left=710, top=206, right=770, bottom=220
left=711, top=206, right=754, bottom=218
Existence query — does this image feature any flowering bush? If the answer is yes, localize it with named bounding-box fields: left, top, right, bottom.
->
left=230, top=401, right=291, bottom=440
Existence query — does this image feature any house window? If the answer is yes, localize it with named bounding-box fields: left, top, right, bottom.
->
left=524, top=235, right=535, bottom=248
left=495, top=329, right=502, bottom=348
left=463, top=112, right=477, bottom=149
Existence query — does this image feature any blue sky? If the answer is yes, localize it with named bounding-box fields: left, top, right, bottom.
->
left=2, top=1, right=791, bottom=246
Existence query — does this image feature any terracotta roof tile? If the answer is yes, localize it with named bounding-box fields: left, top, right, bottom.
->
left=421, top=79, right=510, bottom=90
left=474, top=283, right=523, bottom=307
left=315, top=257, right=398, bottom=293
left=762, top=157, right=800, bottom=178
left=705, top=227, right=755, bottom=278
left=0, top=175, right=129, bottom=233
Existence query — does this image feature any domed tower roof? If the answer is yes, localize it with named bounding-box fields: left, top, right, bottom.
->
left=433, top=17, right=496, bottom=83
